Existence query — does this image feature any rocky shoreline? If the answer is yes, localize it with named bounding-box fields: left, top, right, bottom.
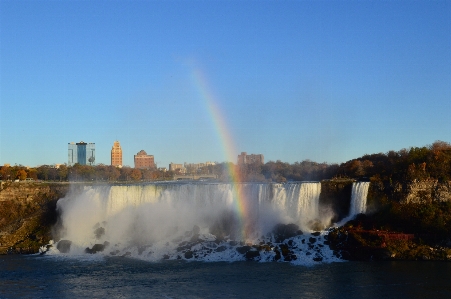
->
left=328, top=225, right=451, bottom=261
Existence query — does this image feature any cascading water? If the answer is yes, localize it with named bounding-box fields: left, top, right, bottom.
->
left=349, top=182, right=370, bottom=216
left=46, top=182, right=341, bottom=265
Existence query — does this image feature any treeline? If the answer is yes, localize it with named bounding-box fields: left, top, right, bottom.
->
left=1, top=140, right=450, bottom=183
left=240, top=140, right=451, bottom=183
left=0, top=163, right=232, bottom=182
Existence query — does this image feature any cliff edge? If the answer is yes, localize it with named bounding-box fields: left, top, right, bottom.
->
left=0, top=182, right=69, bottom=254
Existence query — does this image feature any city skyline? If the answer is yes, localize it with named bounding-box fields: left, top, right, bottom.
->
left=1, top=1, right=450, bottom=167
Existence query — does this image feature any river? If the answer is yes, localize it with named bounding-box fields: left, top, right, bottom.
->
left=1, top=255, right=450, bottom=298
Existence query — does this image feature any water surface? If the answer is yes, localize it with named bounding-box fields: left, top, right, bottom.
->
left=1, top=255, right=450, bottom=298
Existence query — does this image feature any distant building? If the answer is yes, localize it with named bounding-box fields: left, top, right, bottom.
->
left=68, top=141, right=95, bottom=166
left=111, top=141, right=123, bottom=167
left=169, top=163, right=185, bottom=173
left=134, top=150, right=155, bottom=169
left=237, top=152, right=264, bottom=166
left=184, top=161, right=216, bottom=174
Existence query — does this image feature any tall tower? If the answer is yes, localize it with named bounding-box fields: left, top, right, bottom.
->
left=68, top=141, right=95, bottom=166
left=111, top=141, right=122, bottom=167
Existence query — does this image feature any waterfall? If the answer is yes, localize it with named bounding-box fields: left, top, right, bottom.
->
left=57, top=182, right=323, bottom=244
left=349, top=182, right=370, bottom=216
left=50, top=182, right=343, bottom=264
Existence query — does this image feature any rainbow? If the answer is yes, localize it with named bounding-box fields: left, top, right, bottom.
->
left=191, top=66, right=252, bottom=242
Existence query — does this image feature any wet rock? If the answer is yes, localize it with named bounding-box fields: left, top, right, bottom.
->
left=216, top=246, right=227, bottom=252
left=184, top=251, right=193, bottom=259
left=228, top=241, right=238, bottom=246
left=110, top=250, right=120, bottom=256
left=284, top=254, right=297, bottom=262
left=56, top=240, right=72, bottom=253
left=258, top=244, right=272, bottom=252
left=245, top=250, right=260, bottom=260
left=236, top=246, right=251, bottom=254
left=163, top=254, right=170, bottom=260
left=279, top=244, right=290, bottom=257
left=272, top=223, right=302, bottom=243
left=274, top=249, right=281, bottom=261
left=313, top=256, right=323, bottom=262
left=311, top=232, right=321, bottom=236
left=94, top=227, right=105, bottom=239
left=309, top=237, right=316, bottom=243
left=85, top=242, right=108, bottom=254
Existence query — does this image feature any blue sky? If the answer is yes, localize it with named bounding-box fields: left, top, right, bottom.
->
left=1, top=0, right=450, bottom=168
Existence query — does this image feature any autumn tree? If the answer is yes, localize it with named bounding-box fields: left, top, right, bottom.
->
left=17, top=169, right=27, bottom=180
left=130, top=168, right=142, bottom=181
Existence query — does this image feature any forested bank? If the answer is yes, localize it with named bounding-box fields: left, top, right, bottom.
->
left=2, top=141, right=450, bottom=185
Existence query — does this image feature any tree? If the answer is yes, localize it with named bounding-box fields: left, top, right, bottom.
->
left=17, top=169, right=27, bottom=180
left=130, top=168, right=142, bottom=181
left=120, top=167, right=133, bottom=181
left=58, top=165, right=68, bottom=181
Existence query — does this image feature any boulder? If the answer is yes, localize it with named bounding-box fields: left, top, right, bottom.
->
left=85, top=241, right=109, bottom=254
left=236, top=246, right=251, bottom=254
left=245, top=250, right=260, bottom=261
left=272, top=223, right=302, bottom=243
left=56, top=240, right=72, bottom=253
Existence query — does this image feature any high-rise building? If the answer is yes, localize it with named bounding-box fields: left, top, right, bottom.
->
left=134, top=150, right=155, bottom=169
left=68, top=141, right=96, bottom=166
left=111, top=141, right=122, bottom=167
left=237, top=152, right=264, bottom=166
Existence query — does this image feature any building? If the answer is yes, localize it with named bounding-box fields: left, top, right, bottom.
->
left=184, top=161, right=216, bottom=174
left=68, top=141, right=96, bottom=166
left=111, top=141, right=122, bottom=167
left=134, top=150, right=155, bottom=169
left=169, top=163, right=185, bottom=173
left=237, top=152, right=264, bottom=166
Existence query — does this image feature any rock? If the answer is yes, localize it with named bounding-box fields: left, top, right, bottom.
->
left=85, top=242, right=108, bottom=254
left=94, top=227, right=105, bottom=239
left=245, top=250, right=260, bottom=260
left=56, top=240, right=72, bottom=253
left=184, top=251, right=193, bottom=259
left=272, top=223, right=302, bottom=243
left=236, top=246, right=251, bottom=254
left=216, top=246, right=227, bottom=252
left=313, top=256, right=323, bottom=262
left=309, top=237, right=316, bottom=243
left=279, top=244, right=290, bottom=257
left=274, top=249, right=281, bottom=261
